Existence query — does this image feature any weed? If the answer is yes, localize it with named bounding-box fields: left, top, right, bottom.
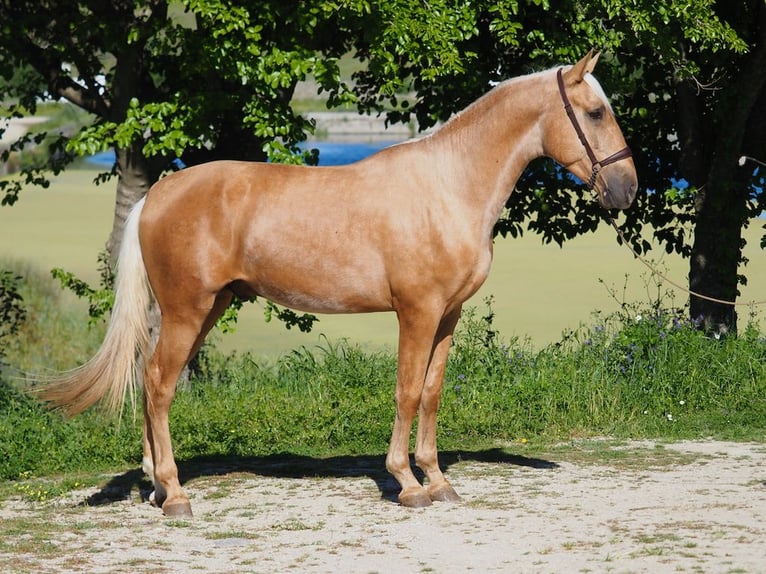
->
left=204, top=530, right=260, bottom=540
left=270, top=518, right=323, bottom=531
left=166, top=519, right=193, bottom=529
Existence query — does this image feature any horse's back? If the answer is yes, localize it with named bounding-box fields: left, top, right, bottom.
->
left=139, top=160, right=400, bottom=313
left=138, top=149, right=491, bottom=315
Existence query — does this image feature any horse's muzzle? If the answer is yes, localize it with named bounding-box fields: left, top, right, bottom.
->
left=599, top=167, right=638, bottom=210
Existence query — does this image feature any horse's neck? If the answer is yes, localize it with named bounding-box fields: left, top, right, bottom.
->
left=427, top=72, right=550, bottom=233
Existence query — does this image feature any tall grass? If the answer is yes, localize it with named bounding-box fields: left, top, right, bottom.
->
left=0, top=259, right=104, bottom=373
left=439, top=300, right=766, bottom=444
left=0, top=262, right=764, bottom=482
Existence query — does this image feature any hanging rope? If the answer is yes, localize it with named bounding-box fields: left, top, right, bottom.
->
left=607, top=216, right=766, bottom=308
left=602, top=154, right=766, bottom=307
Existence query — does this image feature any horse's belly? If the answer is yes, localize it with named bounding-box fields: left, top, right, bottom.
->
left=241, top=264, right=393, bottom=315
left=262, top=284, right=391, bottom=314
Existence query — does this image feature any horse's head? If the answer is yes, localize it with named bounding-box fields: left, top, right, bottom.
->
left=544, top=50, right=637, bottom=210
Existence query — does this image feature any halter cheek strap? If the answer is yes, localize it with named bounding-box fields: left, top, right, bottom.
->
left=556, top=68, right=633, bottom=190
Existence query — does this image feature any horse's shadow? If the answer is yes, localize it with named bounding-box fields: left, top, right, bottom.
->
left=86, top=448, right=559, bottom=507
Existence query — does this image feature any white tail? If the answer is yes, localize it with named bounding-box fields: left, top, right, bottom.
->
left=35, top=197, right=152, bottom=416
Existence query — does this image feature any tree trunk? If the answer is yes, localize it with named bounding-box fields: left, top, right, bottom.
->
left=688, top=177, right=745, bottom=335
left=106, top=142, right=167, bottom=377
left=105, top=144, right=155, bottom=268
left=684, top=4, right=766, bottom=335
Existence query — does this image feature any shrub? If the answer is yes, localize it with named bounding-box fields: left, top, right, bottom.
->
left=0, top=260, right=104, bottom=373
left=0, top=269, right=26, bottom=357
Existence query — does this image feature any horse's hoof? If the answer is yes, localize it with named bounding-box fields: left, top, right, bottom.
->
left=398, top=487, right=432, bottom=508
left=162, top=501, right=193, bottom=518
left=428, top=482, right=461, bottom=503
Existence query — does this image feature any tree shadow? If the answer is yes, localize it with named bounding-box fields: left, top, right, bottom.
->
left=85, top=448, right=559, bottom=507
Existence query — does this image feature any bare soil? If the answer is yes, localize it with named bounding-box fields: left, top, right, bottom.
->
left=1, top=440, right=765, bottom=573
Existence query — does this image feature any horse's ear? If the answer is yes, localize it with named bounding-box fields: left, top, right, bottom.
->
left=565, top=49, right=600, bottom=83
left=585, top=51, right=600, bottom=74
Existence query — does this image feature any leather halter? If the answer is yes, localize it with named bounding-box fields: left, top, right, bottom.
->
left=556, top=68, right=633, bottom=190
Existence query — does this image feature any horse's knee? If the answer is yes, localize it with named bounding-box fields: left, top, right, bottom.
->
left=395, top=387, right=422, bottom=418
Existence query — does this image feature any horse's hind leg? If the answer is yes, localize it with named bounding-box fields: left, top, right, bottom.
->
left=143, top=290, right=232, bottom=517
left=141, top=413, right=153, bottom=483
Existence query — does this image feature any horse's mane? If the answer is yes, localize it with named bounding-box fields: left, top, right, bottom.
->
left=430, top=68, right=552, bottom=139
left=393, top=65, right=613, bottom=151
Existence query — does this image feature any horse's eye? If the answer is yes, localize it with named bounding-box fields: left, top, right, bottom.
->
left=588, top=108, right=604, bottom=121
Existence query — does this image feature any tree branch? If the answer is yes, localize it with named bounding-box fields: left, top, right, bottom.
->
left=674, top=51, right=706, bottom=188
left=20, top=35, right=109, bottom=117
left=712, top=1, right=766, bottom=165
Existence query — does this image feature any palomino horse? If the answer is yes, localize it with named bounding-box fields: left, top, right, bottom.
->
left=38, top=51, right=637, bottom=516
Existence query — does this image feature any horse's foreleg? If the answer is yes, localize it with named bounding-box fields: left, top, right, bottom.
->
left=415, top=307, right=462, bottom=503
left=386, top=306, right=443, bottom=508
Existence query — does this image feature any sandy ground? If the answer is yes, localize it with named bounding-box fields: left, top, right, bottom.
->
left=1, top=440, right=765, bottom=573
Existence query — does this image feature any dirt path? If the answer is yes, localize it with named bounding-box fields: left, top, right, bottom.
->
left=1, top=440, right=765, bottom=573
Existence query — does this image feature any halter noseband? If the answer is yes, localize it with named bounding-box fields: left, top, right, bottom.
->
left=556, top=68, right=632, bottom=190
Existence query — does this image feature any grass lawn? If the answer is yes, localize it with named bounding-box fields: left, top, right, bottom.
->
left=1, top=167, right=764, bottom=358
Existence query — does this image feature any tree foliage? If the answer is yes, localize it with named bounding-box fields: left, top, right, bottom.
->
left=350, top=0, right=763, bottom=331
left=0, top=0, right=763, bottom=332
left=0, top=270, right=26, bottom=357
